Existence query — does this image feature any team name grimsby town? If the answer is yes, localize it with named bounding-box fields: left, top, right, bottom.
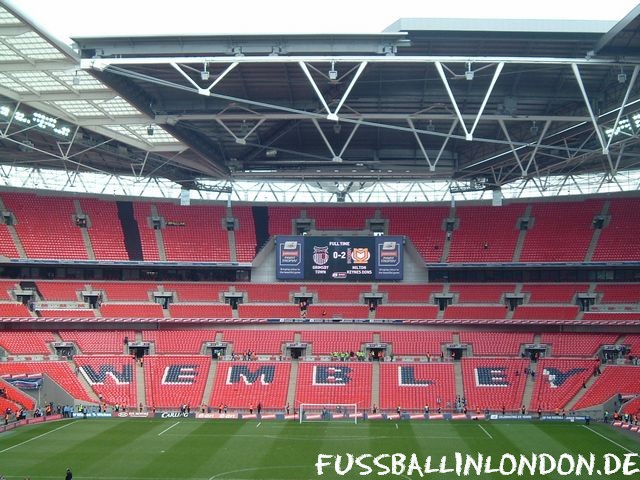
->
left=315, top=453, right=640, bottom=477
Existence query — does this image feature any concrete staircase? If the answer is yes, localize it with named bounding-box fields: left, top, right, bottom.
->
left=286, top=360, right=299, bottom=412
left=584, top=200, right=610, bottom=262
left=566, top=365, right=607, bottom=411
left=70, top=358, right=101, bottom=403
left=371, top=361, right=380, bottom=412
left=73, top=199, right=95, bottom=260
left=136, top=362, right=146, bottom=408
left=512, top=204, right=532, bottom=262
left=0, top=196, right=25, bottom=258
left=521, top=361, right=538, bottom=410
left=150, top=204, right=167, bottom=261
left=201, top=359, right=218, bottom=407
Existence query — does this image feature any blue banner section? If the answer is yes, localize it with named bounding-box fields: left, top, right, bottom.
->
left=4, top=375, right=43, bottom=390
left=276, top=235, right=404, bottom=281
left=275, top=236, right=304, bottom=279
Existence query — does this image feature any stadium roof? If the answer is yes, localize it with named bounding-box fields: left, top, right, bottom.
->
left=0, top=1, right=639, bottom=200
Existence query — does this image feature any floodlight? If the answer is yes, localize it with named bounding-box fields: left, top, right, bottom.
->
left=147, top=125, right=154, bottom=136
left=328, top=61, right=338, bottom=81
left=465, top=62, right=474, bottom=81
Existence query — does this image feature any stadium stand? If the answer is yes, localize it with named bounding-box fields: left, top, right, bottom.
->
left=143, top=355, right=211, bottom=409
left=142, top=329, right=217, bottom=354
left=91, top=282, right=153, bottom=301
left=447, top=204, right=525, bottom=262
left=161, top=283, right=227, bottom=302
left=156, top=203, right=229, bottom=262
left=99, top=303, right=164, bottom=318
left=58, top=330, right=134, bottom=354
left=132, top=201, right=161, bottom=261
left=0, top=303, right=32, bottom=317
left=512, top=306, right=579, bottom=321
left=295, top=362, right=372, bottom=408
left=592, top=198, right=640, bottom=261
left=573, top=366, right=640, bottom=410
left=381, top=206, right=449, bottom=262
left=232, top=206, right=257, bottom=262
left=36, top=281, right=83, bottom=301
left=168, top=304, right=233, bottom=318
left=459, top=332, right=533, bottom=356
left=519, top=199, right=603, bottom=262
left=540, top=333, right=619, bottom=357
left=0, top=331, right=54, bottom=355
left=219, top=330, right=295, bottom=355
left=0, top=379, right=36, bottom=410
left=267, top=207, right=301, bottom=236
left=1, top=193, right=88, bottom=260
left=209, top=361, right=290, bottom=410
left=521, top=284, right=587, bottom=303
left=0, top=225, right=20, bottom=259
left=0, top=362, right=94, bottom=403
left=461, top=358, right=529, bottom=411
left=237, top=304, right=300, bottom=319
left=529, top=358, right=600, bottom=411
left=379, top=331, right=451, bottom=356
left=374, top=305, right=439, bottom=320
left=595, top=284, right=640, bottom=303
left=0, top=280, right=18, bottom=300
left=299, top=330, right=374, bottom=355
left=449, top=284, right=514, bottom=303
left=236, top=283, right=294, bottom=303
left=379, top=363, right=456, bottom=411
left=377, top=283, right=444, bottom=303
left=80, top=198, right=129, bottom=261
left=75, top=355, right=137, bottom=407
left=38, top=309, right=95, bottom=318
left=622, top=396, right=640, bottom=415
left=307, top=284, right=371, bottom=303
left=443, top=305, right=508, bottom=320
left=306, top=304, right=369, bottom=319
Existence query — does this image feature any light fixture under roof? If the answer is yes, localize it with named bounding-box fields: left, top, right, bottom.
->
left=328, top=61, right=338, bottom=81
left=72, top=70, right=80, bottom=86
left=618, top=67, right=627, bottom=84
left=146, top=125, right=154, bottom=136
left=201, top=63, right=210, bottom=81
left=530, top=121, right=539, bottom=135
left=465, top=62, right=474, bottom=81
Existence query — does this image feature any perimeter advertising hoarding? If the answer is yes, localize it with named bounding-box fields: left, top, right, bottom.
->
left=275, top=236, right=403, bottom=281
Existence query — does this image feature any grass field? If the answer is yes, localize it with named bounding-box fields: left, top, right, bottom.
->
left=0, top=419, right=639, bottom=480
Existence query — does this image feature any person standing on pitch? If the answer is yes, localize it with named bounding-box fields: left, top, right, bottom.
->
left=65, top=469, right=72, bottom=480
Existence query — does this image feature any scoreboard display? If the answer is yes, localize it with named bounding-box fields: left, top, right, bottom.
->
left=275, top=235, right=404, bottom=281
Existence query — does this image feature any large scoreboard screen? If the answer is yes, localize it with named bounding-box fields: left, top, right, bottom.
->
left=275, top=235, right=404, bottom=281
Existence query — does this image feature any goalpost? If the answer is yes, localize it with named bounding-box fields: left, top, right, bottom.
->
left=299, top=403, right=359, bottom=424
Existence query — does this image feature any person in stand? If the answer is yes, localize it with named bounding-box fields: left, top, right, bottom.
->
left=285, top=403, right=290, bottom=415
left=65, top=469, right=73, bottom=480
left=257, top=402, right=262, bottom=416
left=249, top=403, right=254, bottom=415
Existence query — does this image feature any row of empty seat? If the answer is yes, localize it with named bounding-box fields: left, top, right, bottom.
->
left=1, top=329, right=633, bottom=357
left=3, top=192, right=640, bottom=263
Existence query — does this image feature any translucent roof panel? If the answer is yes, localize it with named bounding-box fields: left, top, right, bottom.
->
left=96, top=97, right=141, bottom=116
left=104, top=124, right=181, bottom=144
left=0, top=6, right=21, bottom=25
left=0, top=72, right=30, bottom=92
left=0, top=43, right=23, bottom=62
left=5, top=32, right=65, bottom=60
left=52, top=70, right=108, bottom=91
left=53, top=100, right=104, bottom=117
left=11, top=71, right=67, bottom=92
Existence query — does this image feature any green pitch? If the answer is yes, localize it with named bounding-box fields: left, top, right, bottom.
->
left=0, top=419, right=638, bottom=480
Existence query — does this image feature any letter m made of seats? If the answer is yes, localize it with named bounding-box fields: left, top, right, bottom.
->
left=226, top=365, right=276, bottom=385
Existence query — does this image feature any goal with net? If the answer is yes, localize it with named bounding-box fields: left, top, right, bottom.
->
left=299, top=403, right=359, bottom=424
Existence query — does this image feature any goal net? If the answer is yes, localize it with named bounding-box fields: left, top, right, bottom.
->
left=299, top=403, right=359, bottom=424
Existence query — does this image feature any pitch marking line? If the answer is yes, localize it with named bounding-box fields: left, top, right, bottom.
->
left=158, top=421, right=180, bottom=436
left=256, top=422, right=261, bottom=428
left=0, top=420, right=77, bottom=454
left=478, top=424, right=494, bottom=440
left=582, top=425, right=633, bottom=453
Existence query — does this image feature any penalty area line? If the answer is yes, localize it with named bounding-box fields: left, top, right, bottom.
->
left=256, top=422, right=261, bottom=428
left=0, top=420, right=78, bottom=454
left=158, top=421, right=180, bottom=436
left=582, top=425, right=633, bottom=453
